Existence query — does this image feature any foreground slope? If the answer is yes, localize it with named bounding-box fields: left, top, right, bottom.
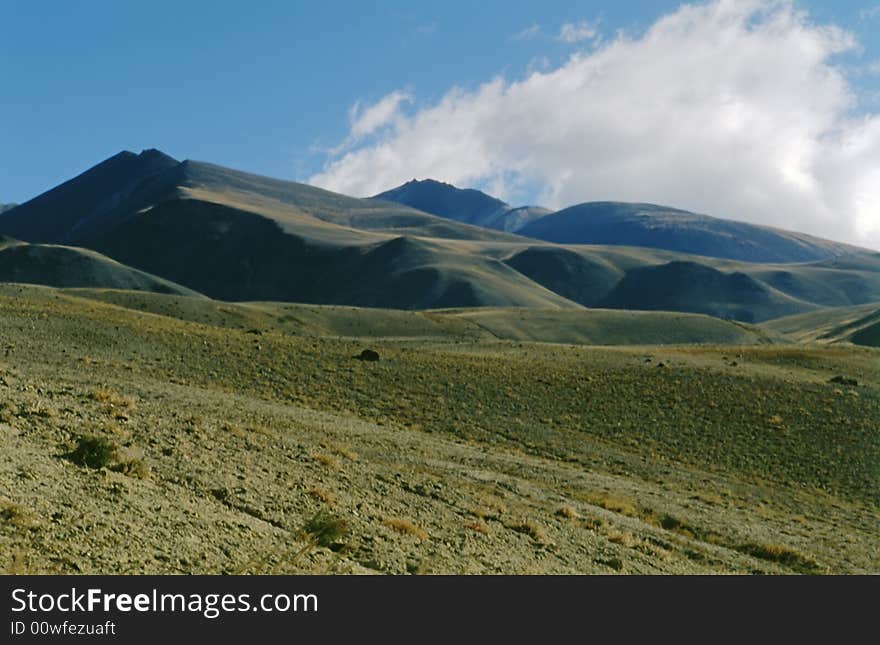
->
left=0, top=284, right=876, bottom=574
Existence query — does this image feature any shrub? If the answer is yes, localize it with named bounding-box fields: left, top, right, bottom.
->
left=70, top=436, right=117, bottom=469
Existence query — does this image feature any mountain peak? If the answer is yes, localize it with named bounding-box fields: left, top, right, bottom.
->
left=373, top=178, right=510, bottom=228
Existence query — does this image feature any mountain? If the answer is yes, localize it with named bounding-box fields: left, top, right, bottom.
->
left=0, top=236, right=201, bottom=295
left=373, top=179, right=550, bottom=232
left=0, top=203, right=16, bottom=214
left=3, top=149, right=879, bottom=322
left=518, top=202, right=866, bottom=263
left=0, top=150, right=573, bottom=308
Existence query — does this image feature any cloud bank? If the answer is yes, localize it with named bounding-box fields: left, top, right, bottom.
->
left=310, top=0, right=880, bottom=249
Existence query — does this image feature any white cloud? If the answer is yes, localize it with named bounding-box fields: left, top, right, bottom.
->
left=347, top=90, right=412, bottom=140
left=558, top=20, right=598, bottom=43
left=311, top=0, right=880, bottom=249
left=513, top=24, right=541, bottom=41
left=868, top=60, right=880, bottom=76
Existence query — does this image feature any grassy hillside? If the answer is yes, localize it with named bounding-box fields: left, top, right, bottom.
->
left=0, top=284, right=876, bottom=574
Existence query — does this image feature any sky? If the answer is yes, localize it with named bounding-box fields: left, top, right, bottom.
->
left=1, top=0, right=878, bottom=249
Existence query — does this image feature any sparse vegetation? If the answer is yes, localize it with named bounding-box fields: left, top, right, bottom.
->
left=0, top=283, right=876, bottom=574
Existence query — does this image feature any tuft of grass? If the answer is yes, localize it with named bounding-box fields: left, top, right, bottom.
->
left=510, top=520, right=547, bottom=544
left=0, top=500, right=34, bottom=528
left=383, top=517, right=429, bottom=540
left=302, top=511, right=350, bottom=548
left=571, top=490, right=640, bottom=518
left=737, top=542, right=822, bottom=574
left=556, top=506, right=579, bottom=519
left=464, top=520, right=490, bottom=534
left=89, top=387, right=135, bottom=417
left=605, top=529, right=640, bottom=549
left=111, top=458, right=151, bottom=479
left=307, top=487, right=335, bottom=505
left=5, top=550, right=28, bottom=575
left=312, top=453, right=340, bottom=470
left=69, top=435, right=117, bottom=469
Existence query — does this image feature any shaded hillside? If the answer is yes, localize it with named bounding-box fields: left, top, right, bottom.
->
left=89, top=197, right=575, bottom=308
left=0, top=203, right=16, bottom=214
left=598, top=261, right=809, bottom=322
left=0, top=237, right=201, bottom=295
left=374, top=179, right=549, bottom=232
left=519, top=202, right=866, bottom=263
left=501, top=246, right=624, bottom=306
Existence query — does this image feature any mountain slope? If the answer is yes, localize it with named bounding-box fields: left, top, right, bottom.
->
left=373, top=179, right=549, bottom=232
left=0, top=237, right=202, bottom=295
left=3, top=150, right=879, bottom=320
left=518, top=202, right=866, bottom=263
left=0, top=203, right=16, bottom=214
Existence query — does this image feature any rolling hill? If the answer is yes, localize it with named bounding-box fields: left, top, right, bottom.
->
left=763, top=302, right=880, bottom=346
left=518, top=202, right=867, bottom=263
left=373, top=179, right=550, bottom=232
left=0, top=236, right=201, bottom=295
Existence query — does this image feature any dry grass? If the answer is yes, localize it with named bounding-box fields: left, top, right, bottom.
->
left=737, top=542, right=822, bottom=574
left=464, top=520, right=490, bottom=534
left=383, top=517, right=429, bottom=540
left=312, top=453, right=340, bottom=470
left=90, top=386, right=135, bottom=409
left=605, top=529, right=640, bottom=549
left=510, top=520, right=547, bottom=543
left=573, top=490, right=640, bottom=518
left=112, top=458, right=151, bottom=479
left=4, top=550, right=28, bottom=575
left=329, top=442, right=358, bottom=461
left=307, top=487, right=335, bottom=505
left=0, top=500, right=35, bottom=528
left=556, top=505, right=579, bottom=519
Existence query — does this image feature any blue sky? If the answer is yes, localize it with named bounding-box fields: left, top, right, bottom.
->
left=1, top=1, right=879, bottom=247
